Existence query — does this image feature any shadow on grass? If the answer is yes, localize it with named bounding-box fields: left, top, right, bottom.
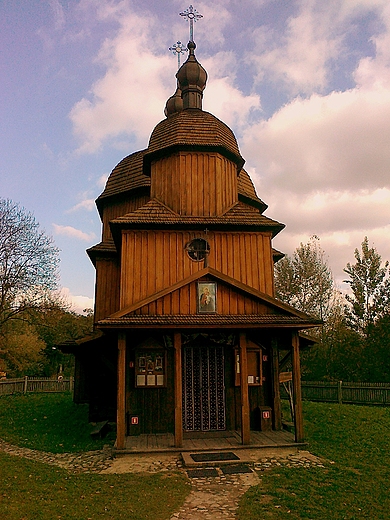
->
left=0, top=393, right=115, bottom=453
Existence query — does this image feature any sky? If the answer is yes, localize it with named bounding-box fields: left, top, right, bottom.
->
left=1, top=0, right=390, bottom=313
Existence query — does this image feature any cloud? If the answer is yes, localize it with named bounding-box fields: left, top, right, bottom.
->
left=202, top=51, right=261, bottom=133
left=248, top=4, right=343, bottom=94
left=66, top=199, right=95, bottom=212
left=242, top=85, right=390, bottom=196
left=53, top=224, right=96, bottom=241
left=49, top=0, right=65, bottom=31
left=247, top=0, right=390, bottom=95
left=69, top=7, right=174, bottom=153
left=97, top=173, right=109, bottom=188
left=60, top=287, right=94, bottom=314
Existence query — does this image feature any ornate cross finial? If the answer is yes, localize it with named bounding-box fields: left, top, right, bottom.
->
left=179, top=5, right=203, bottom=42
left=169, top=41, right=188, bottom=68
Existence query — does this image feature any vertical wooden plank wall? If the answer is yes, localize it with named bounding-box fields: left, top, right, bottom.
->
left=120, top=231, right=274, bottom=308
left=94, top=258, right=120, bottom=321
left=102, top=195, right=150, bottom=241
left=151, top=152, right=238, bottom=216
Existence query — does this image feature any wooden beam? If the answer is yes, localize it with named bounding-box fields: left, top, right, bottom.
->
left=174, top=332, right=183, bottom=448
left=271, top=338, right=282, bottom=430
left=239, top=332, right=250, bottom=445
left=116, top=332, right=126, bottom=450
left=291, top=331, right=304, bottom=443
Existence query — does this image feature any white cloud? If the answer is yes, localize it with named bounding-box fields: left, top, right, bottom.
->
left=69, top=7, right=174, bottom=153
left=97, top=173, right=109, bottom=188
left=61, top=287, right=94, bottom=314
left=53, top=224, right=96, bottom=241
left=66, top=199, right=95, bottom=212
left=242, top=85, right=390, bottom=196
left=248, top=4, right=343, bottom=94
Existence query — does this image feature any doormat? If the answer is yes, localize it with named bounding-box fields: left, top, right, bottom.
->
left=190, top=452, right=240, bottom=462
left=221, top=464, right=253, bottom=475
left=187, top=468, right=219, bottom=478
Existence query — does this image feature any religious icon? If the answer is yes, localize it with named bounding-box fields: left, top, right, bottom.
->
left=197, top=282, right=216, bottom=313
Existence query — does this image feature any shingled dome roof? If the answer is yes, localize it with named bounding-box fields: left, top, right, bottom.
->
left=143, top=109, right=245, bottom=174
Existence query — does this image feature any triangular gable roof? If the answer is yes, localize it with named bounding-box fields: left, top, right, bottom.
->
left=107, top=267, right=320, bottom=324
left=109, top=199, right=284, bottom=236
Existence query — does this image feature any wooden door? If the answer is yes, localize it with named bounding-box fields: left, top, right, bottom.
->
left=182, top=345, right=226, bottom=431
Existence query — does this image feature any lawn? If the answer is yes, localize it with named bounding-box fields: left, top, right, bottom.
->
left=0, top=451, right=188, bottom=519
left=0, top=393, right=190, bottom=519
left=238, top=401, right=390, bottom=519
left=0, top=393, right=116, bottom=453
left=2, top=394, right=390, bottom=519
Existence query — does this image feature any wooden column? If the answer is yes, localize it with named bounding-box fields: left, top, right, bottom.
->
left=116, top=332, right=126, bottom=450
left=174, top=332, right=183, bottom=448
left=271, top=338, right=282, bottom=430
left=291, top=331, right=304, bottom=443
left=239, top=332, right=250, bottom=445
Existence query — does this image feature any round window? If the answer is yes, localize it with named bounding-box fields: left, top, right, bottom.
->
left=185, top=238, right=210, bottom=262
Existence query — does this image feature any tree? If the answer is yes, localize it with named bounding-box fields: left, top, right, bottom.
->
left=0, top=198, right=60, bottom=333
left=343, top=237, right=390, bottom=335
left=0, top=321, right=46, bottom=376
left=274, top=236, right=334, bottom=320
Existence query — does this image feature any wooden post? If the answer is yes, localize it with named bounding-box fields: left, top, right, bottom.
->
left=239, top=332, right=250, bottom=445
left=117, top=332, right=126, bottom=450
left=174, top=332, right=183, bottom=448
left=338, top=380, right=343, bottom=404
left=23, top=375, right=28, bottom=394
left=291, top=331, right=304, bottom=443
left=271, top=338, right=282, bottom=430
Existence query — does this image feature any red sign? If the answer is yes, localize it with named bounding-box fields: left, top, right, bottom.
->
left=262, top=411, right=270, bottom=419
left=131, top=416, right=139, bottom=425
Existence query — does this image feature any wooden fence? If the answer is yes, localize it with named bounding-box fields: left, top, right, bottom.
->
left=0, top=376, right=74, bottom=396
left=281, top=381, right=390, bottom=406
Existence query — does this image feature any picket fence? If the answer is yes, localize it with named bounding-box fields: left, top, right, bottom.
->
left=2, top=377, right=390, bottom=406
left=0, top=376, right=74, bottom=396
left=281, top=380, right=390, bottom=406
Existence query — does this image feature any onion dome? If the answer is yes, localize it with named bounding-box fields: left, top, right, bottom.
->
left=176, top=41, right=207, bottom=109
left=164, top=84, right=183, bottom=117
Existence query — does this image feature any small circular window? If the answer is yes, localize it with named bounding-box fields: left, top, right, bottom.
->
left=185, top=238, right=210, bottom=262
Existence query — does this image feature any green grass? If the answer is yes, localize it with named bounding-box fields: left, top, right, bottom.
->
left=238, top=402, right=390, bottom=519
left=0, top=393, right=116, bottom=453
left=0, top=451, right=189, bottom=520
left=0, top=393, right=190, bottom=519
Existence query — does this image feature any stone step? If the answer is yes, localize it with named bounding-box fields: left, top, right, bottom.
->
left=181, top=450, right=252, bottom=467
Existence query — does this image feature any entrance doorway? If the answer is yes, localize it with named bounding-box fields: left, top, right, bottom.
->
left=182, top=345, right=226, bottom=431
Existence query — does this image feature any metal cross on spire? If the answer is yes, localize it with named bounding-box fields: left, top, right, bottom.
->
left=169, top=41, right=188, bottom=69
left=179, top=5, right=203, bottom=42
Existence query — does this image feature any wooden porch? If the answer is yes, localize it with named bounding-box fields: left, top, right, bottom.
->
left=118, top=429, right=306, bottom=454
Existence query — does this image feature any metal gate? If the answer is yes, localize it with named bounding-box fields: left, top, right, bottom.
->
left=182, top=345, right=226, bottom=431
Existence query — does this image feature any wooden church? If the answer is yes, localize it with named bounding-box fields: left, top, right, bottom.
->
left=68, top=40, right=320, bottom=450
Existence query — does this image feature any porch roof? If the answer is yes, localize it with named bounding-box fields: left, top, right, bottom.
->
left=97, top=313, right=321, bottom=329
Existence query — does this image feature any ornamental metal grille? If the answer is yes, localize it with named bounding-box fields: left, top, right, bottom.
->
left=182, top=345, right=226, bottom=431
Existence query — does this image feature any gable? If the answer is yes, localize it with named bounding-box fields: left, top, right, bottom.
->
left=108, top=267, right=319, bottom=323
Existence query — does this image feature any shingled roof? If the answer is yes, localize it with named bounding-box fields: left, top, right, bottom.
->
left=97, top=152, right=265, bottom=212
left=97, top=314, right=321, bottom=328
left=143, top=109, right=245, bottom=173
left=109, top=198, right=284, bottom=236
